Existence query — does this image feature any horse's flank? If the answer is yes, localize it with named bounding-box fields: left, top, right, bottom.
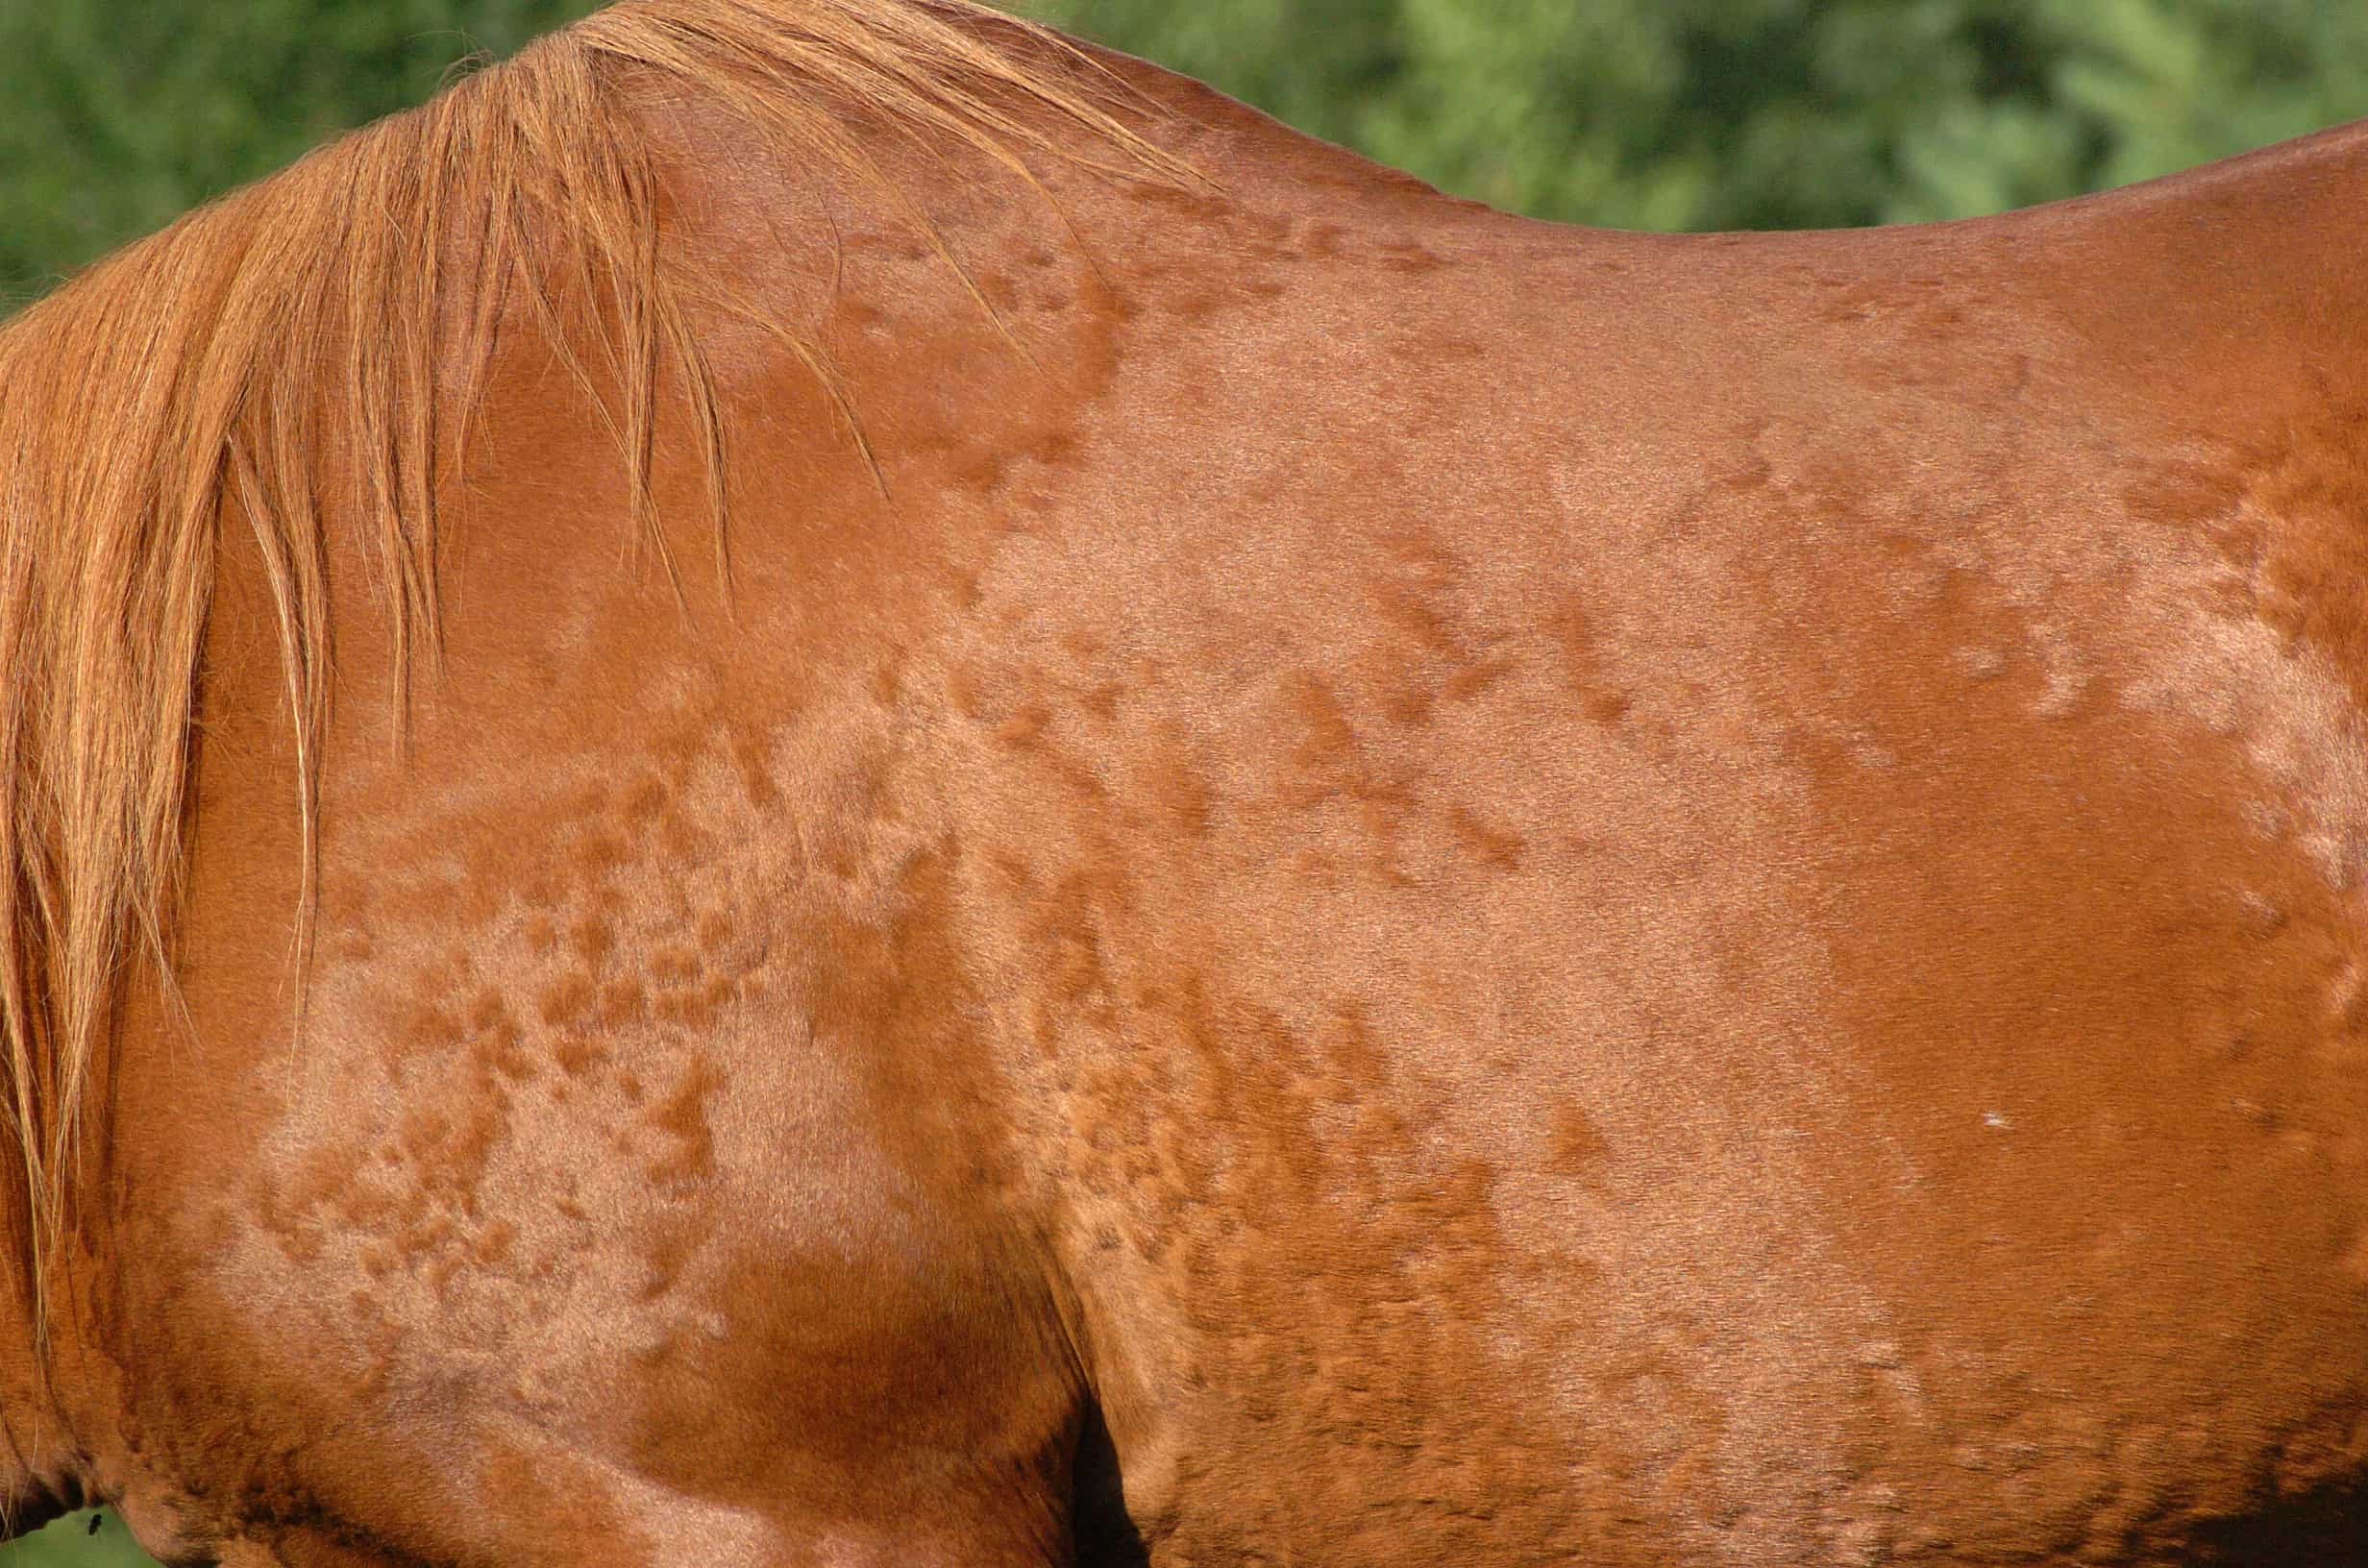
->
left=0, top=0, right=1168, bottom=1316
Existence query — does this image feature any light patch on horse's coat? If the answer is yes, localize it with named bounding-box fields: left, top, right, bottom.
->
left=0, top=0, right=1175, bottom=1319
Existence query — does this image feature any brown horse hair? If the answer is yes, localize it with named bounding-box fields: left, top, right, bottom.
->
left=0, top=0, right=1179, bottom=1340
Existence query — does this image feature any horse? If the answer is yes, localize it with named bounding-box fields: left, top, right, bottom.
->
left=0, top=0, right=2364, bottom=1562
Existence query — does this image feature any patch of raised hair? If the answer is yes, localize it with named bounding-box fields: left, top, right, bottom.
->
left=0, top=0, right=1179, bottom=1343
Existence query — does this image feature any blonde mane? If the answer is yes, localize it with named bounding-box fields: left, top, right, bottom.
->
left=0, top=0, right=1172, bottom=1318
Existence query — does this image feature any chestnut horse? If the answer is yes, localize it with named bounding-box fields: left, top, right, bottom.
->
left=0, top=0, right=2364, bottom=1562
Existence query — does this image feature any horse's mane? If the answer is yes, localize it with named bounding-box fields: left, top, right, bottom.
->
left=0, top=0, right=1170, bottom=1315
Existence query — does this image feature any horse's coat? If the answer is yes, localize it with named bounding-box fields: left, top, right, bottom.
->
left=0, top=1, right=2364, bottom=1563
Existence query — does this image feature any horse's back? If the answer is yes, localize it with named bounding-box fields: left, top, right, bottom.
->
left=940, top=93, right=2368, bottom=1562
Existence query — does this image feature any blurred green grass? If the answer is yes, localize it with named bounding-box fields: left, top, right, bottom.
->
left=1, top=1514, right=153, bottom=1568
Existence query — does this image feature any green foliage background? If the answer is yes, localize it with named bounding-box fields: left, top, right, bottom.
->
left=0, top=0, right=2363, bottom=1558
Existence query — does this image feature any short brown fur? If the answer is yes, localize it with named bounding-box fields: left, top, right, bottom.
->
left=5, top=1, right=2368, bottom=1562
